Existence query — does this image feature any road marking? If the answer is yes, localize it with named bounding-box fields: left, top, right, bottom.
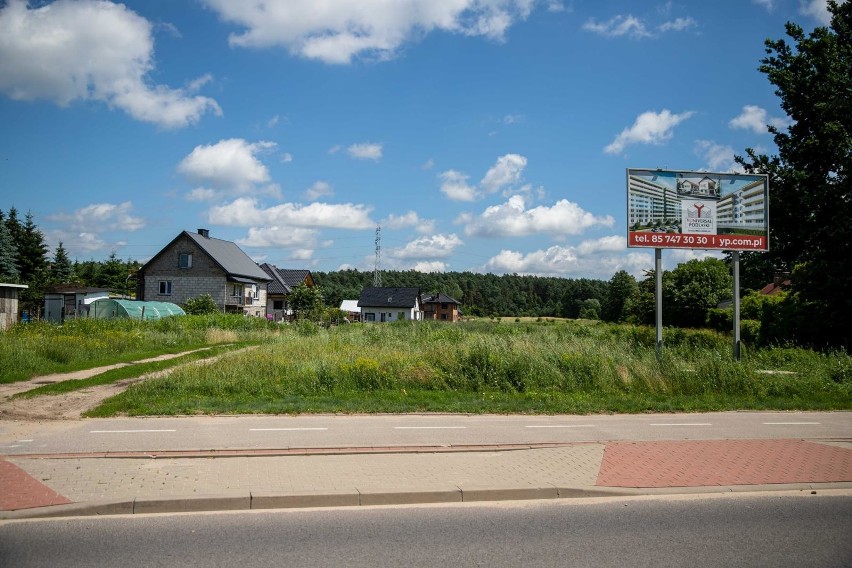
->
left=90, top=429, right=177, bottom=433
left=17, top=440, right=33, bottom=442
left=650, top=423, right=712, bottom=427
left=249, top=428, right=328, bottom=431
left=762, top=422, right=821, bottom=425
left=393, top=426, right=466, bottom=430
left=525, top=425, right=595, bottom=428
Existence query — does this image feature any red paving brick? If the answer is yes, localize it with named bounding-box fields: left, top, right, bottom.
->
left=596, top=439, right=852, bottom=488
left=0, top=458, right=73, bottom=511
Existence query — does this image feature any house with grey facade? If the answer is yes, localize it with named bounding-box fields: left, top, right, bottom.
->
left=137, top=229, right=271, bottom=317
left=260, top=264, right=314, bottom=321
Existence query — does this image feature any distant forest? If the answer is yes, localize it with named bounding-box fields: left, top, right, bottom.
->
left=313, top=269, right=607, bottom=319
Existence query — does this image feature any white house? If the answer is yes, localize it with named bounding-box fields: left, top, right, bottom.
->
left=357, top=287, right=422, bottom=322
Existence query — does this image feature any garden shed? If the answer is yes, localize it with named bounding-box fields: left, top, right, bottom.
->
left=89, top=299, right=185, bottom=321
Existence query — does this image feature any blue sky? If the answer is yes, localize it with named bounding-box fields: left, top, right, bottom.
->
left=0, top=0, right=835, bottom=279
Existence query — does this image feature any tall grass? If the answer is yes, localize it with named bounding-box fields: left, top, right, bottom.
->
left=88, top=320, right=852, bottom=416
left=0, top=314, right=281, bottom=383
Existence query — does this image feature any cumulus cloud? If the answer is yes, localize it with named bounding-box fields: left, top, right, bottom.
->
left=728, top=105, right=790, bottom=134
left=604, top=109, right=695, bottom=154
left=439, top=170, right=478, bottom=202
left=462, top=195, right=614, bottom=238
left=178, top=139, right=281, bottom=200
left=304, top=181, right=333, bottom=201
left=484, top=238, right=652, bottom=279
left=753, top=0, right=776, bottom=10
left=412, top=261, right=448, bottom=273
left=388, top=234, right=463, bottom=260
left=201, top=0, right=535, bottom=64
left=694, top=140, right=741, bottom=172
left=347, top=142, right=383, bottom=160
left=382, top=211, right=436, bottom=234
left=440, top=153, right=528, bottom=201
left=0, top=0, right=220, bottom=128
left=236, top=226, right=319, bottom=248
left=49, top=201, right=145, bottom=232
left=480, top=153, right=527, bottom=194
left=208, top=197, right=374, bottom=229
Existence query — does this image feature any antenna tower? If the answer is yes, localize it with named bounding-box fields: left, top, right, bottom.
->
left=373, top=225, right=382, bottom=287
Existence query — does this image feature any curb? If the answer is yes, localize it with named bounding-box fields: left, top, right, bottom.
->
left=5, top=483, right=850, bottom=520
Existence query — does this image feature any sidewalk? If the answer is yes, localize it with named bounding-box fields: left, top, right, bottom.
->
left=2, top=438, right=851, bottom=519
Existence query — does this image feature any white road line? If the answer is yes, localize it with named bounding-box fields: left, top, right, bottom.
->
left=762, top=422, right=821, bottom=425
left=393, top=426, right=466, bottom=430
left=17, top=439, right=33, bottom=442
left=525, top=425, right=595, bottom=429
left=249, top=428, right=328, bottom=431
left=90, top=429, right=177, bottom=433
left=650, top=423, right=712, bottom=427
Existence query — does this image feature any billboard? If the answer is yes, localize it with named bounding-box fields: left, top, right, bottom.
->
left=626, top=168, right=769, bottom=251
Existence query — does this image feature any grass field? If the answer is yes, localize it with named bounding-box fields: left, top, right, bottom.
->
left=65, top=318, right=851, bottom=417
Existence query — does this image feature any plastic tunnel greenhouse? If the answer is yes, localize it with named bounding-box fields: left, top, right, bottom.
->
left=89, top=299, right=186, bottom=321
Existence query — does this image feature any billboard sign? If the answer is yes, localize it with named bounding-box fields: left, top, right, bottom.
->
left=626, top=168, right=769, bottom=251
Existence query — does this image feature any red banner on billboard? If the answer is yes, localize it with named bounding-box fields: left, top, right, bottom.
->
left=628, top=231, right=767, bottom=250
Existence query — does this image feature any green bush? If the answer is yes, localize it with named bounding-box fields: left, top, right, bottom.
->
left=183, top=294, right=220, bottom=315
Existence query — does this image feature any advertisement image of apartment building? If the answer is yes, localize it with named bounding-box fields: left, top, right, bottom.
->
left=628, top=173, right=681, bottom=227
left=716, top=178, right=767, bottom=233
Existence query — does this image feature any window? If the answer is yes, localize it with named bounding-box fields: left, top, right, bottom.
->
left=158, top=281, right=172, bottom=295
left=398, top=312, right=405, bottom=321
left=252, top=285, right=259, bottom=300
left=441, top=303, right=448, bottom=309
left=273, top=300, right=284, bottom=310
left=365, top=312, right=376, bottom=321
left=441, top=313, right=448, bottom=320
left=231, top=284, right=241, bottom=297
left=179, top=253, right=192, bottom=269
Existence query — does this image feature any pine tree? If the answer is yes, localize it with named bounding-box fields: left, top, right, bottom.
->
left=51, top=242, right=73, bottom=284
left=16, top=211, right=49, bottom=284
left=0, top=210, right=20, bottom=281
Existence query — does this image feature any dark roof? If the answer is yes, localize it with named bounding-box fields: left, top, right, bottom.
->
left=422, top=293, right=460, bottom=305
left=357, top=287, right=421, bottom=309
left=184, top=231, right=270, bottom=281
left=260, top=264, right=312, bottom=295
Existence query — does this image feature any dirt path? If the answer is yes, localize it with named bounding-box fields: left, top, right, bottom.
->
left=0, top=347, right=249, bottom=421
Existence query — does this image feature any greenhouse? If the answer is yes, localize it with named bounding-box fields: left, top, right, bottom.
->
left=88, top=299, right=186, bottom=321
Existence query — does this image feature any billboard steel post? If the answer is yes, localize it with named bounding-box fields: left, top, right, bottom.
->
left=655, top=248, right=663, bottom=356
left=732, top=251, right=741, bottom=361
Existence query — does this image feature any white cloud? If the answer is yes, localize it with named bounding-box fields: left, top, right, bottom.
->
left=236, top=226, right=319, bottom=248
left=462, top=195, right=614, bottom=237
left=347, top=142, right=383, bottom=160
left=178, top=139, right=277, bottom=199
left=201, top=0, right=535, bottom=64
left=503, top=113, right=524, bottom=124
left=388, top=234, right=463, bottom=260
left=753, top=0, right=776, bottom=10
left=547, top=2, right=568, bottom=13
left=0, top=0, right=220, bottom=128
left=49, top=201, right=145, bottom=232
left=413, top=261, right=447, bottom=273
left=800, top=0, right=832, bottom=24
left=304, top=181, right=333, bottom=201
left=281, top=152, right=294, bottom=163
left=605, top=109, right=695, bottom=154
left=657, top=17, right=697, bottom=32
left=440, top=153, right=528, bottom=201
left=484, top=240, right=652, bottom=279
left=208, top=197, right=374, bottom=229
left=382, top=211, right=436, bottom=234
left=729, top=105, right=790, bottom=134
left=694, top=140, right=741, bottom=172
left=583, top=15, right=651, bottom=38
left=421, top=158, right=435, bottom=170
left=480, top=153, right=527, bottom=194
left=439, top=169, right=478, bottom=202
left=583, top=13, right=696, bottom=39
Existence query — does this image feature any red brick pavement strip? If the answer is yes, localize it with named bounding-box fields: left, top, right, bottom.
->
left=596, top=439, right=852, bottom=488
left=0, top=458, right=73, bottom=511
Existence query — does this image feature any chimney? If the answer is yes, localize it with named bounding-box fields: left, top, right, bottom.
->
left=198, top=228, right=210, bottom=238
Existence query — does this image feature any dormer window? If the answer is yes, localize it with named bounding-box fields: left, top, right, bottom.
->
left=179, top=253, right=192, bottom=269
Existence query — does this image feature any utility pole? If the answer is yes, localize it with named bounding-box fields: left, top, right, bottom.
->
left=373, top=225, right=382, bottom=287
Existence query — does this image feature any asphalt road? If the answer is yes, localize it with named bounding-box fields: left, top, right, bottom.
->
left=2, top=411, right=850, bottom=455
left=2, top=492, right=850, bottom=567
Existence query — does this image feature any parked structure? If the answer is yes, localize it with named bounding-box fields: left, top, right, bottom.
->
left=357, top=287, right=422, bottom=322
left=260, top=264, right=314, bottom=321
left=339, top=299, right=361, bottom=322
left=137, top=229, right=271, bottom=317
left=421, top=293, right=461, bottom=322
left=0, top=283, right=28, bottom=330
left=43, top=285, right=110, bottom=323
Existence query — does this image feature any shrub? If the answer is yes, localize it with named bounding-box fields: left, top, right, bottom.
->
left=183, top=294, right=220, bottom=315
